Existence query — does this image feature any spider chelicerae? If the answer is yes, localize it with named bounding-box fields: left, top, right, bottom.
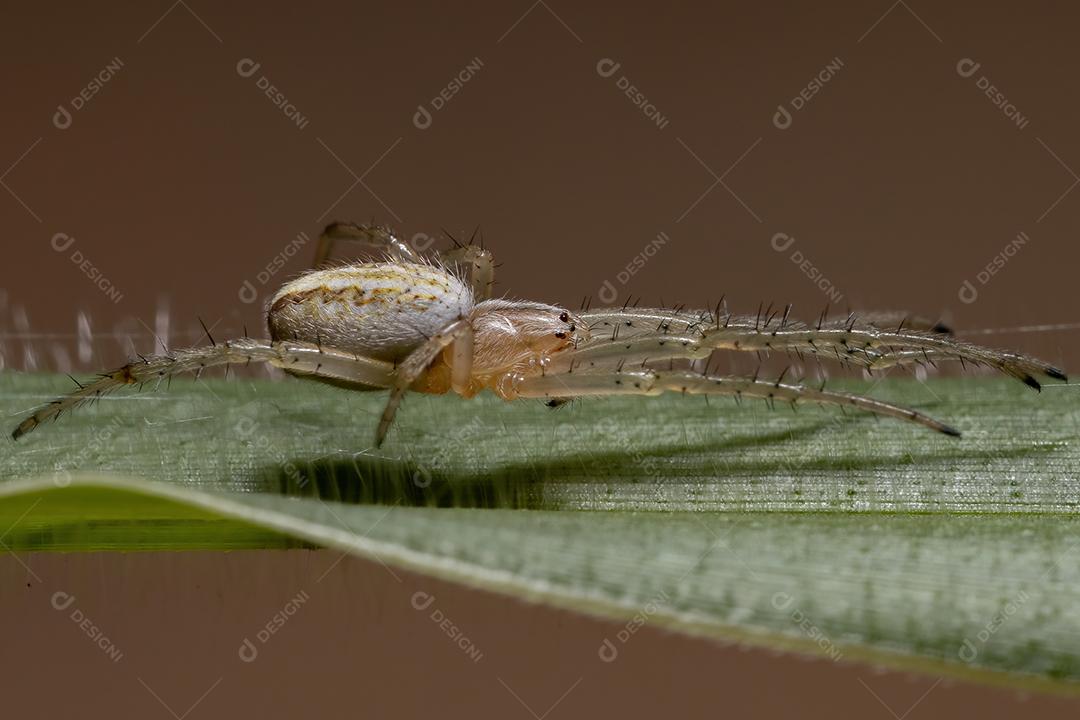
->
left=11, top=221, right=1068, bottom=446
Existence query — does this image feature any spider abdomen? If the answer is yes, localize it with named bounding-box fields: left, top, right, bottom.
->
left=267, top=262, right=473, bottom=362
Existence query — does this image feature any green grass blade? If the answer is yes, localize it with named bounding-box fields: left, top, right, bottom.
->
left=2, top=370, right=1079, bottom=690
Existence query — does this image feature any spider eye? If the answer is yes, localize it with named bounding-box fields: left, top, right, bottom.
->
left=559, top=312, right=569, bottom=322
left=554, top=332, right=567, bottom=339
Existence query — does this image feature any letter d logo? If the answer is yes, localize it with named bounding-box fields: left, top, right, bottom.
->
left=51, top=591, right=76, bottom=611
left=956, top=58, right=981, bottom=78
left=770, top=232, right=795, bottom=253
left=958, top=279, right=979, bottom=305
left=413, top=105, right=433, bottom=130
left=596, top=58, right=621, bottom=78
left=238, top=638, right=259, bottom=662
left=772, top=105, right=792, bottom=130
left=411, top=591, right=435, bottom=611
left=51, top=232, right=76, bottom=253
left=236, top=58, right=261, bottom=78
left=53, top=105, right=73, bottom=130
left=597, top=279, right=618, bottom=305
left=238, top=279, right=258, bottom=305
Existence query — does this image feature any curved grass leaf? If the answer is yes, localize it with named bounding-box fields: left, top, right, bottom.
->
left=2, top=371, right=1079, bottom=692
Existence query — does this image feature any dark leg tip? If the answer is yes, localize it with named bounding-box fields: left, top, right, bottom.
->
left=1022, top=375, right=1043, bottom=392
left=11, top=420, right=33, bottom=441
left=940, top=424, right=962, bottom=438
left=1047, top=367, right=1068, bottom=382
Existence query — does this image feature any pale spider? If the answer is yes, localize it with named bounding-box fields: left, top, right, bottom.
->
left=11, top=221, right=1068, bottom=445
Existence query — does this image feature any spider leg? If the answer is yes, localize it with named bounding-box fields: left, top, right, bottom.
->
left=837, top=311, right=951, bottom=334
left=436, top=245, right=495, bottom=300
left=582, top=308, right=717, bottom=339
left=552, top=333, right=712, bottom=372
left=580, top=308, right=949, bottom=341
left=376, top=318, right=473, bottom=447
left=864, top=349, right=946, bottom=371
left=699, top=323, right=1066, bottom=388
left=506, top=368, right=961, bottom=436
left=576, top=308, right=1066, bottom=388
left=314, top=221, right=419, bottom=267
left=11, top=339, right=394, bottom=440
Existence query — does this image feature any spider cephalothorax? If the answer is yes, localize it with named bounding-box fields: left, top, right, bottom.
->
left=12, top=221, right=1067, bottom=446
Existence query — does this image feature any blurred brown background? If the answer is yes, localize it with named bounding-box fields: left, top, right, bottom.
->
left=3, top=1, right=1080, bottom=717
left=4, top=551, right=1079, bottom=719
left=1, top=0, right=1078, bottom=372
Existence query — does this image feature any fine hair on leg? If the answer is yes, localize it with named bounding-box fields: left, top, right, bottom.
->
left=12, top=338, right=395, bottom=440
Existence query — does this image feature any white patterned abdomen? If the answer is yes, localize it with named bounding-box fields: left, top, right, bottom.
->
left=268, top=262, right=473, bottom=362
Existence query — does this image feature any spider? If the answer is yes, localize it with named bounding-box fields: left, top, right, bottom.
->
left=11, top=221, right=1068, bottom=445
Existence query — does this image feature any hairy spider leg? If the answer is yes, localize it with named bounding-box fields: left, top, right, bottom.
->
left=314, top=222, right=496, bottom=300
left=505, top=368, right=961, bottom=436
left=438, top=245, right=496, bottom=300
left=314, top=221, right=420, bottom=268
left=376, top=318, right=474, bottom=447
left=575, top=309, right=1066, bottom=388
left=12, top=339, right=394, bottom=440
